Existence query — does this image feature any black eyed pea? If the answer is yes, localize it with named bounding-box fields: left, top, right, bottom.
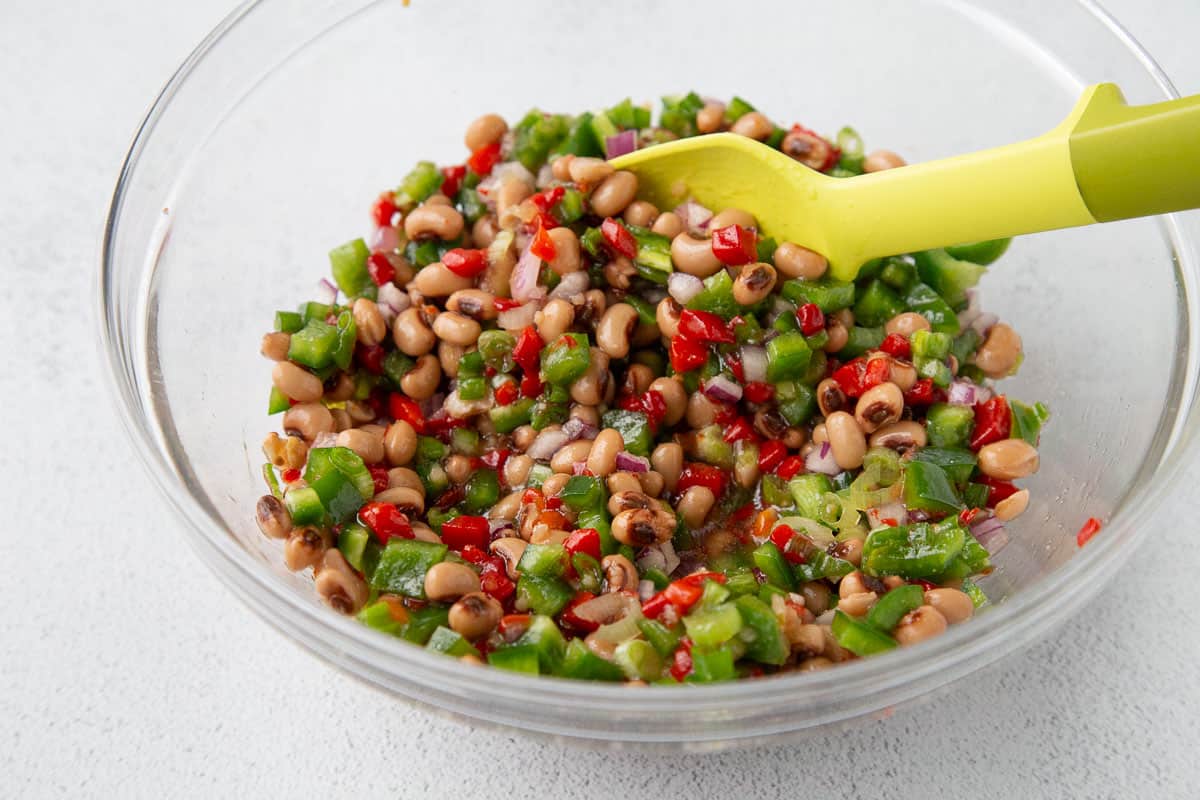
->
left=512, top=425, right=537, bottom=452
left=817, top=378, right=848, bottom=417
left=548, top=227, right=582, bottom=274
left=977, top=438, right=1040, bottom=480
left=893, top=605, right=948, bottom=645
left=677, top=485, right=716, bottom=529
left=260, top=332, right=290, bottom=361
left=255, top=495, right=292, bottom=540
left=472, top=216, right=499, bottom=249
left=923, top=588, right=975, bottom=624
left=503, top=454, right=534, bottom=487
left=710, top=208, right=756, bottom=231
left=611, top=506, right=676, bottom=547
left=637, top=470, right=665, bottom=498
left=651, top=442, right=684, bottom=491
left=373, top=486, right=424, bottom=516
left=619, top=365, right=655, bottom=398
left=838, top=592, right=878, bottom=617
left=550, top=439, right=594, bottom=473
left=601, top=554, right=639, bottom=593
left=596, top=303, right=639, bottom=359
left=623, top=200, right=658, bottom=228
left=826, top=412, right=867, bottom=469
left=811, top=423, right=828, bottom=445
left=606, top=472, right=642, bottom=497
left=823, top=319, right=849, bottom=353
left=773, top=242, right=828, bottom=280
left=448, top=591, right=503, bottom=639
left=973, top=322, right=1023, bottom=379
left=400, top=354, right=442, bottom=401
left=732, top=262, right=776, bottom=306
left=586, top=428, right=626, bottom=477
left=783, top=427, right=807, bottom=449
left=686, top=391, right=720, bottom=428
left=603, top=256, right=636, bottom=289
left=655, top=297, right=682, bottom=339
left=314, top=549, right=369, bottom=615
left=445, top=454, right=473, bottom=485
left=579, top=289, right=607, bottom=325
left=831, top=538, right=864, bottom=567
left=671, top=232, right=723, bottom=278
left=607, top=489, right=654, bottom=516
left=535, top=298, right=575, bottom=344
left=994, top=488, right=1030, bottom=522
left=885, top=311, right=931, bottom=337
left=410, top=262, right=474, bottom=297
left=432, top=311, right=482, bottom=347
left=490, top=537, right=528, bottom=579
left=336, top=428, right=384, bottom=464
left=864, top=149, right=907, bottom=173
left=833, top=308, right=854, bottom=328
left=730, top=111, right=773, bottom=140
left=262, top=431, right=308, bottom=470
left=272, top=361, right=323, bottom=403
left=869, top=420, right=928, bottom=451
left=696, top=101, right=725, bottom=133
left=798, top=656, right=834, bottom=671
left=447, top=289, right=498, bottom=321
left=853, top=381, right=904, bottom=434
left=464, top=112, right=507, bottom=152
left=345, top=399, right=375, bottom=424
left=404, top=203, right=465, bottom=241
left=568, top=156, right=614, bottom=185
left=330, top=408, right=352, bottom=433
left=393, top=307, right=437, bottom=356
left=781, top=129, right=835, bottom=170
left=495, top=178, right=533, bottom=214
left=283, top=402, right=334, bottom=443
left=650, top=210, right=684, bottom=239
left=352, top=298, right=387, bottom=346
left=800, top=581, right=832, bottom=615
left=589, top=170, right=639, bottom=217
left=789, top=624, right=827, bottom=656
left=439, top=340, right=466, bottom=379
left=283, top=525, right=329, bottom=572
left=648, top=377, right=687, bottom=426
left=489, top=489, right=523, bottom=522
left=424, top=562, right=482, bottom=603
left=325, top=372, right=356, bottom=403
left=568, top=348, right=610, bottom=406
left=550, top=154, right=575, bottom=181
left=425, top=193, right=452, bottom=206
left=888, top=358, right=918, bottom=392
left=387, top=467, right=425, bottom=496
left=839, top=571, right=871, bottom=597
left=569, top=404, right=600, bottom=428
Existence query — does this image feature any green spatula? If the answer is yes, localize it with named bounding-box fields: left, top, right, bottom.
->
left=610, top=84, right=1200, bottom=280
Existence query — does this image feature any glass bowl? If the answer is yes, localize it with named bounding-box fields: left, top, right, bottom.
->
left=100, top=0, right=1200, bottom=747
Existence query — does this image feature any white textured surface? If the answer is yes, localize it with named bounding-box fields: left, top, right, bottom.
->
left=3, top=1, right=1199, bottom=796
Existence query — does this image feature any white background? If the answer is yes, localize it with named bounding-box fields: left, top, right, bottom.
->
left=3, top=1, right=1198, bottom=797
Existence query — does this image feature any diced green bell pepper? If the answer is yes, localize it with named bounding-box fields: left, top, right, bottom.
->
left=734, top=595, right=789, bottom=665
left=511, top=110, right=569, bottom=171
left=659, top=91, right=705, bottom=137
left=370, top=539, right=448, bottom=597
left=905, top=282, right=960, bottom=334
left=394, top=161, right=442, bottom=208
left=426, top=626, right=481, bottom=659
left=683, top=602, right=743, bottom=648
left=516, top=615, right=567, bottom=674
left=913, top=248, right=987, bottom=310
left=903, top=460, right=962, bottom=514
left=553, top=111, right=604, bottom=158
left=637, top=618, right=682, bottom=659
left=944, top=238, right=1011, bottom=265
left=477, top=330, right=516, bottom=373
left=789, top=473, right=833, bottom=520
left=331, top=309, right=356, bottom=370
left=284, top=486, right=324, bottom=526
left=559, top=638, right=624, bottom=681
left=724, top=96, right=756, bottom=123
left=861, top=522, right=964, bottom=579
left=490, top=397, right=534, bottom=434
left=287, top=319, right=339, bottom=370
left=627, top=225, right=674, bottom=282
left=854, top=280, right=906, bottom=327
left=337, top=523, right=372, bottom=572
left=488, top=644, right=542, bottom=674
left=381, top=350, right=415, bottom=391
left=300, top=301, right=333, bottom=324
left=686, top=270, right=739, bottom=319
left=267, top=386, right=290, bottom=415
left=559, top=475, right=605, bottom=511
left=688, top=647, right=738, bottom=682
left=766, top=331, right=813, bottom=382
left=751, top=542, right=795, bottom=591
left=1010, top=399, right=1051, bottom=445
left=516, top=575, right=574, bottom=616
left=925, top=403, right=975, bottom=448
left=600, top=409, right=654, bottom=457
left=832, top=610, right=897, bottom=656
left=329, top=238, right=375, bottom=300
left=614, top=639, right=663, bottom=681
left=781, top=277, right=856, bottom=313
left=540, top=333, right=590, bottom=386
left=793, top=549, right=854, bottom=583
left=837, top=326, right=886, bottom=359
left=516, top=543, right=567, bottom=579
left=865, top=584, right=925, bottom=632
left=275, top=310, right=303, bottom=333
left=776, top=381, right=817, bottom=425
left=879, top=257, right=918, bottom=292
left=464, top=469, right=500, bottom=512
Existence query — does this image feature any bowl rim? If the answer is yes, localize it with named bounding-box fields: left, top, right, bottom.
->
left=98, top=0, right=1200, bottom=741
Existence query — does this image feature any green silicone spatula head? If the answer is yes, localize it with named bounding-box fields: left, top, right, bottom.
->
left=611, top=84, right=1200, bottom=280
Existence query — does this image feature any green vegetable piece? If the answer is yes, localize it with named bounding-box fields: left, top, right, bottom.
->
left=394, top=161, right=442, bottom=208
left=540, top=332, right=590, bottom=386
left=949, top=328, right=983, bottom=368
left=865, top=584, right=925, bottom=632
left=761, top=474, right=794, bottom=508
left=832, top=610, right=898, bottom=656
left=357, top=599, right=407, bottom=637
left=525, top=463, right=553, bottom=490
left=905, top=282, right=960, bottom=333
left=572, top=552, right=603, bottom=594
left=517, top=543, right=567, bottom=579
left=909, top=447, right=977, bottom=486
left=792, top=549, right=854, bottom=583
left=854, top=280, right=906, bottom=327
left=489, top=397, right=535, bottom=434
left=780, top=277, right=857, bottom=312
left=415, top=435, right=448, bottom=464
left=464, top=469, right=500, bottom=512
left=426, top=626, right=481, bottom=659
left=450, top=427, right=482, bottom=456
left=575, top=506, right=616, bottom=555
left=683, top=602, right=743, bottom=648
left=284, top=486, right=324, bottom=526
left=751, top=542, right=795, bottom=591
left=766, top=331, right=813, bottom=382
left=962, top=482, right=990, bottom=509
left=686, top=269, right=738, bottom=320
left=400, top=605, right=450, bottom=645
left=637, top=618, right=682, bottom=659
left=306, top=446, right=374, bottom=500
left=903, top=460, right=962, bottom=514
left=275, top=310, right=303, bottom=333
left=911, top=329, right=953, bottom=360
left=477, top=330, right=516, bottom=373
left=331, top=310, right=356, bottom=371
left=337, top=523, right=372, bottom=572
left=600, top=409, right=654, bottom=457
left=628, top=225, right=674, bottom=282
left=287, top=319, right=339, bottom=370
left=554, top=112, right=604, bottom=158
left=511, top=110, right=569, bottom=171
left=516, top=615, right=568, bottom=674
left=262, top=463, right=282, bottom=498
left=381, top=350, right=415, bottom=391
left=329, top=238, right=375, bottom=300
left=559, top=638, right=625, bottom=681
left=515, top=575, right=574, bottom=616
left=724, top=96, right=756, bottom=123
left=925, top=403, right=975, bottom=448
left=879, top=257, right=918, bottom=292
left=613, top=639, right=663, bottom=681
left=370, top=539, right=448, bottom=598
left=837, top=326, right=886, bottom=360
left=559, top=475, right=605, bottom=511
left=267, top=386, right=290, bottom=415
left=734, top=595, right=790, bottom=665
left=961, top=578, right=989, bottom=608
left=913, top=248, right=987, bottom=310
left=1010, top=399, right=1051, bottom=445
left=775, top=381, right=817, bottom=425
left=488, top=644, right=542, bottom=675
left=688, top=647, right=737, bottom=682
left=861, top=522, right=965, bottom=579
left=300, top=301, right=333, bottom=324
left=943, top=238, right=1011, bottom=265
left=788, top=473, right=834, bottom=520
left=660, top=91, right=705, bottom=137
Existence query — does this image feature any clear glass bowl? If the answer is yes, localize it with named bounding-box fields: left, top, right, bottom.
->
left=100, top=0, right=1200, bottom=747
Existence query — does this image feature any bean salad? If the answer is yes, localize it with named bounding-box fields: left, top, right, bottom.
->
left=255, top=93, right=1048, bottom=682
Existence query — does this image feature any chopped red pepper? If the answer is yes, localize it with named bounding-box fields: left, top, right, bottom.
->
left=494, top=381, right=518, bottom=406
left=758, top=440, right=787, bottom=473
left=480, top=448, right=510, bottom=474
left=727, top=354, right=745, bottom=382
left=776, top=454, right=806, bottom=480
left=600, top=217, right=638, bottom=259
left=519, top=371, right=543, bottom=399
left=559, top=591, right=600, bottom=633
left=493, top=297, right=521, bottom=312
left=480, top=568, right=515, bottom=601
left=530, top=186, right=565, bottom=214
left=441, top=515, right=490, bottom=551
left=796, top=303, right=825, bottom=336
left=969, top=395, right=1011, bottom=451
left=358, top=502, right=413, bottom=543
left=710, top=224, right=758, bottom=266
left=903, top=378, right=936, bottom=406
left=880, top=333, right=912, bottom=360
left=640, top=390, right=668, bottom=429
left=530, top=224, right=558, bottom=262
left=641, top=591, right=671, bottom=619
left=440, top=164, right=467, bottom=199
left=669, top=639, right=694, bottom=682
left=368, top=465, right=390, bottom=495
left=831, top=358, right=868, bottom=397
left=388, top=393, right=427, bottom=434
left=769, top=524, right=793, bottom=550
left=442, top=247, right=489, bottom=278
left=722, top=417, right=758, bottom=444
left=467, top=141, right=502, bottom=176
left=743, top=381, right=775, bottom=404
left=713, top=403, right=740, bottom=426
left=366, top=252, right=396, bottom=286
left=669, top=335, right=709, bottom=373
left=370, top=192, right=398, bottom=228
left=513, top=326, right=542, bottom=371
left=678, top=309, right=735, bottom=344
left=1076, top=517, right=1102, bottom=547
left=976, top=476, right=1019, bottom=506
left=676, top=463, right=728, bottom=497
left=911, top=578, right=939, bottom=592
left=663, top=579, right=704, bottom=610
left=280, top=467, right=301, bottom=484
left=498, top=614, right=531, bottom=640
left=732, top=503, right=757, bottom=522
left=958, top=507, right=982, bottom=527
left=356, top=343, right=386, bottom=374
left=564, top=527, right=602, bottom=561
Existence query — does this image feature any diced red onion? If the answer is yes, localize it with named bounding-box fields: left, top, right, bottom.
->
left=805, top=441, right=840, bottom=476
left=703, top=375, right=743, bottom=404
left=369, top=225, right=400, bottom=254
left=674, top=201, right=713, bottom=236
left=315, top=278, right=338, bottom=305
left=562, top=416, right=599, bottom=442
left=638, top=580, right=656, bottom=602
left=741, top=345, right=768, bottom=383
left=668, top=272, right=704, bottom=305
left=970, top=312, right=999, bottom=336
left=548, top=270, right=590, bottom=300
left=311, top=432, right=338, bottom=450
left=376, top=282, right=409, bottom=324
left=526, top=429, right=570, bottom=461
left=605, top=130, right=637, bottom=158
left=615, top=452, right=650, bottom=473
left=509, top=239, right=545, bottom=304
left=497, top=301, right=539, bottom=331
left=970, top=515, right=1009, bottom=555
left=636, top=547, right=667, bottom=574
left=659, top=540, right=680, bottom=574
left=947, top=380, right=978, bottom=406
left=974, top=384, right=994, bottom=403
left=866, top=502, right=909, bottom=529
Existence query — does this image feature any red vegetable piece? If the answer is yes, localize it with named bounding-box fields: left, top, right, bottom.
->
left=641, top=591, right=671, bottom=619
left=359, top=502, right=413, bottom=544
left=371, top=192, right=398, bottom=228
left=640, top=390, right=668, bottom=429
left=357, top=343, right=386, bottom=374
left=600, top=217, right=638, bottom=259
left=440, top=165, right=467, bottom=199
left=722, top=417, right=758, bottom=444
left=531, top=186, right=565, bottom=214
left=493, top=297, right=521, bottom=312
left=864, top=356, right=891, bottom=388
left=796, top=303, right=825, bottom=336
left=494, top=381, right=518, bottom=406
left=281, top=468, right=301, bottom=484
left=467, top=142, right=502, bottom=176
left=560, top=591, right=600, bottom=633
left=512, top=326, right=543, bottom=373
left=903, top=378, right=935, bottom=406
left=442, top=247, right=489, bottom=278
left=663, top=579, right=704, bottom=611
left=366, top=252, right=396, bottom=286
left=388, top=393, right=427, bottom=434
left=743, top=381, right=775, bottom=404
left=669, top=335, right=709, bottom=373
left=969, top=395, right=1011, bottom=451
left=758, top=440, right=787, bottom=473
left=369, top=466, right=390, bottom=495
left=832, top=358, right=867, bottom=397
left=976, top=476, right=1019, bottom=507
left=678, top=309, right=735, bottom=344
left=440, top=515, right=490, bottom=551
left=769, top=524, right=793, bottom=550
left=530, top=224, right=558, bottom=262
left=776, top=455, right=806, bottom=480
left=1076, top=517, right=1102, bottom=547
left=879, top=333, right=911, bottom=359
left=564, top=528, right=602, bottom=561
left=481, top=570, right=515, bottom=601
left=710, top=224, right=758, bottom=266
left=670, top=641, right=694, bottom=682
left=676, top=463, right=728, bottom=497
